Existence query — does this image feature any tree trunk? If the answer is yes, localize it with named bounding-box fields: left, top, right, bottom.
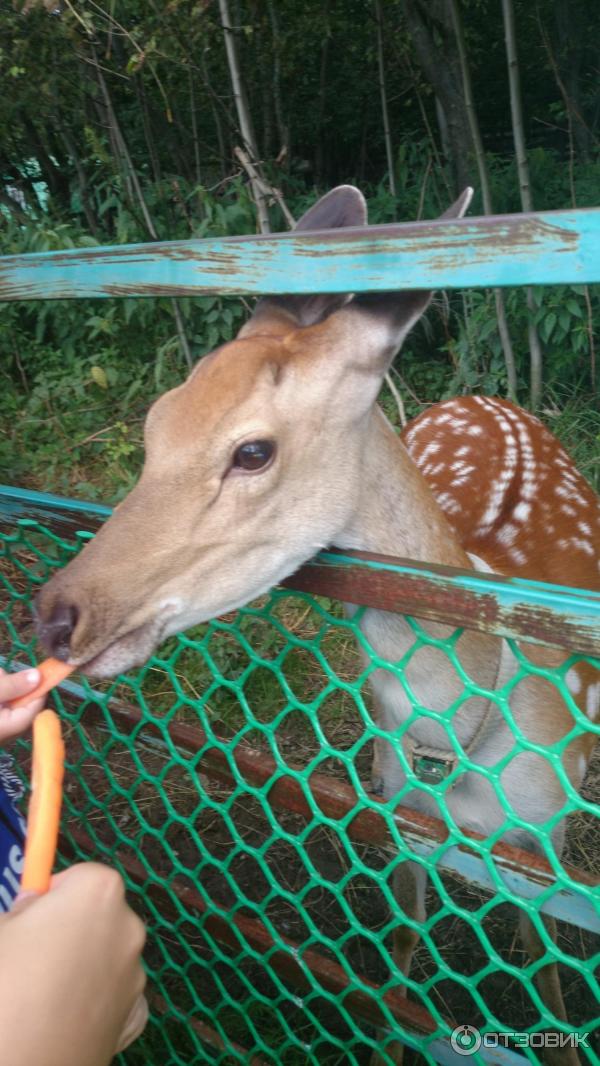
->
left=501, top=0, right=543, bottom=408
left=374, top=0, right=396, bottom=198
left=218, top=0, right=270, bottom=233
left=553, top=0, right=593, bottom=161
left=503, top=0, right=532, bottom=213
left=136, top=77, right=162, bottom=185
left=448, top=0, right=517, bottom=400
left=200, top=49, right=228, bottom=177
left=260, top=41, right=273, bottom=161
left=219, top=0, right=258, bottom=156
left=188, top=66, right=202, bottom=186
left=23, top=119, right=68, bottom=207
left=314, top=0, right=331, bottom=184
left=435, top=96, right=451, bottom=164
left=400, top=0, right=474, bottom=194
left=267, top=0, right=288, bottom=159
left=58, top=128, right=99, bottom=237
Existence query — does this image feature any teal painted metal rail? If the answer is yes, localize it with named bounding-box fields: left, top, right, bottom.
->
left=1, top=208, right=600, bottom=300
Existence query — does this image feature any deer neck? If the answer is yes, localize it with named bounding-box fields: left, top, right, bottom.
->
left=336, top=407, right=472, bottom=568
left=335, top=407, right=501, bottom=750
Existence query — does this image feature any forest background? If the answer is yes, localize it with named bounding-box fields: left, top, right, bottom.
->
left=0, top=0, right=598, bottom=504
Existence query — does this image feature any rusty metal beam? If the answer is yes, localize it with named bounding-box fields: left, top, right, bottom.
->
left=283, top=548, right=600, bottom=658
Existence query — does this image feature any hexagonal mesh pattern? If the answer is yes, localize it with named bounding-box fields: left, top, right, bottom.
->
left=1, top=516, right=599, bottom=1065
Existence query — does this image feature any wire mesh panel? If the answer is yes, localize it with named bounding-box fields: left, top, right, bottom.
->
left=1, top=507, right=598, bottom=1065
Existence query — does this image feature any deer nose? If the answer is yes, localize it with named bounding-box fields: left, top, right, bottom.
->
left=36, top=600, right=79, bottom=661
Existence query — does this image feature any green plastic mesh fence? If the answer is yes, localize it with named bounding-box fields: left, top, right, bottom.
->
left=1, top=516, right=599, bottom=1066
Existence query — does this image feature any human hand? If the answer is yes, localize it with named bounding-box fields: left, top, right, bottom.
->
left=0, top=863, right=148, bottom=1066
left=0, top=666, right=44, bottom=743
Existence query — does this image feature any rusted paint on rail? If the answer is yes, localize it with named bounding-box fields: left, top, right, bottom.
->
left=0, top=209, right=599, bottom=301
left=283, top=549, right=600, bottom=658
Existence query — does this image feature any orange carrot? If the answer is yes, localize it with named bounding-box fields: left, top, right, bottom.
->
left=21, top=708, right=65, bottom=894
left=9, top=657, right=75, bottom=710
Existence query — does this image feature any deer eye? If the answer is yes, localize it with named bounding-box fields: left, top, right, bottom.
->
left=232, top=440, right=276, bottom=472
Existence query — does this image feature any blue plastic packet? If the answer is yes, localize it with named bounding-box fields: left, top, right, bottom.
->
left=0, top=755, right=26, bottom=910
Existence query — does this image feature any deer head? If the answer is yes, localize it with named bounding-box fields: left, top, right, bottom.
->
left=36, top=185, right=472, bottom=676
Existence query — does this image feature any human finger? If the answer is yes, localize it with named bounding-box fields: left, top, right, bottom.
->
left=0, top=668, right=40, bottom=707
left=0, top=698, right=45, bottom=744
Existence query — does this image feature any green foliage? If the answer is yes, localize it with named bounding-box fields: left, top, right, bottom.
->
left=0, top=171, right=295, bottom=503
left=1, top=170, right=599, bottom=502
left=439, top=281, right=599, bottom=400
left=0, top=0, right=598, bottom=502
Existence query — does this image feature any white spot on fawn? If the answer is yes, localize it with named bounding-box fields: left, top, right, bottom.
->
left=437, top=492, right=460, bottom=515
left=497, top=523, right=518, bottom=546
left=508, top=547, right=527, bottom=565
left=565, top=668, right=581, bottom=695
left=419, top=440, right=442, bottom=463
left=513, top=502, right=531, bottom=522
left=586, top=683, right=600, bottom=720
left=570, top=538, right=594, bottom=556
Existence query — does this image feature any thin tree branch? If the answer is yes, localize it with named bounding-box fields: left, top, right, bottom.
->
left=448, top=0, right=517, bottom=401
left=219, top=0, right=270, bottom=232
left=234, top=147, right=295, bottom=229
left=384, top=372, right=407, bottom=428
left=501, top=0, right=543, bottom=408
left=374, top=0, right=397, bottom=198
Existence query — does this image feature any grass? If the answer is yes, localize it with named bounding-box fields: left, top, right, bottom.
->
left=538, top=387, right=600, bottom=493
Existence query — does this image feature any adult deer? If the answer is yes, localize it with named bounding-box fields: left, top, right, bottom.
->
left=36, top=187, right=599, bottom=1064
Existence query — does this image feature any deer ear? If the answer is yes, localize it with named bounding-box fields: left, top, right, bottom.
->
left=240, top=186, right=368, bottom=336
left=439, top=186, right=474, bottom=220
left=294, top=184, right=367, bottom=232
left=338, top=187, right=474, bottom=372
